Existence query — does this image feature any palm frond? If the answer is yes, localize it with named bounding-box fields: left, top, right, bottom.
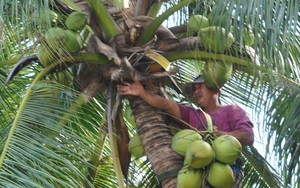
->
left=0, top=83, right=91, bottom=187
left=242, top=146, right=283, bottom=188
left=106, top=82, right=126, bottom=188
left=263, top=78, right=300, bottom=187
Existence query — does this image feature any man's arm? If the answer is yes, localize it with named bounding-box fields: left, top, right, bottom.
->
left=117, top=81, right=181, bottom=120
left=214, top=105, right=255, bottom=147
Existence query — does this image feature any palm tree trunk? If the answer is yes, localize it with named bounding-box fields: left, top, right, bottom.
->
left=128, top=79, right=183, bottom=187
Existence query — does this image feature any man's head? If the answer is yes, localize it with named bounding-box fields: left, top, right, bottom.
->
left=183, top=75, right=206, bottom=95
left=183, top=75, right=221, bottom=109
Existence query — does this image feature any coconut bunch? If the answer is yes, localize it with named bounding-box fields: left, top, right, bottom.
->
left=187, top=15, right=234, bottom=54
left=187, top=14, right=257, bottom=90
left=35, top=11, right=88, bottom=86
left=36, top=11, right=88, bottom=67
left=171, top=129, right=242, bottom=188
left=187, top=14, right=234, bottom=90
left=187, top=14, right=256, bottom=53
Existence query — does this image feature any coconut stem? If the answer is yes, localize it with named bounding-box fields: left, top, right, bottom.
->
left=199, top=108, right=213, bottom=132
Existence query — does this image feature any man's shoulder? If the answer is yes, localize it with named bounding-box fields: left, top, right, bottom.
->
left=178, top=103, right=196, bottom=110
left=221, top=105, right=244, bottom=110
left=219, top=105, right=246, bottom=114
left=178, top=104, right=200, bottom=115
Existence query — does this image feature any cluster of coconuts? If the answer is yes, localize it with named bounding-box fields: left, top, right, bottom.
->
left=36, top=11, right=88, bottom=86
left=36, top=11, right=88, bottom=67
left=187, top=15, right=239, bottom=90
left=187, top=15, right=235, bottom=54
left=171, top=129, right=242, bottom=188
left=187, top=14, right=257, bottom=89
left=187, top=14, right=255, bottom=52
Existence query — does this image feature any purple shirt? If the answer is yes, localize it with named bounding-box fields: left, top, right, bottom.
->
left=178, top=105, right=253, bottom=133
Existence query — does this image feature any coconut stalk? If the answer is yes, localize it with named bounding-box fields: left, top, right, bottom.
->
left=147, top=1, right=163, bottom=18
left=137, top=0, right=196, bottom=45
left=58, top=0, right=82, bottom=12
left=86, top=0, right=122, bottom=41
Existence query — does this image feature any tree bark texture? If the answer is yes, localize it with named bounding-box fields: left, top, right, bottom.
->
left=128, top=79, right=183, bottom=188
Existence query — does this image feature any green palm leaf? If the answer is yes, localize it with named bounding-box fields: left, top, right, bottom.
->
left=0, top=83, right=92, bottom=187
left=242, top=146, right=282, bottom=188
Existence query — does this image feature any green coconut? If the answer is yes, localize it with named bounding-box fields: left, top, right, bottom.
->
left=177, top=165, right=204, bottom=188
left=63, top=30, right=83, bottom=53
left=187, top=15, right=210, bottom=32
left=213, top=135, right=242, bottom=165
left=199, top=26, right=235, bottom=53
left=128, top=134, right=145, bottom=158
left=36, top=45, right=56, bottom=67
left=203, top=60, right=233, bottom=90
left=44, top=27, right=68, bottom=49
left=185, top=140, right=215, bottom=168
left=65, top=12, right=88, bottom=31
left=207, top=162, right=234, bottom=188
left=171, top=129, right=202, bottom=156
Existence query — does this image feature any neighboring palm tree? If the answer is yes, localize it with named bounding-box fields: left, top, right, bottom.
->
left=0, top=0, right=299, bottom=188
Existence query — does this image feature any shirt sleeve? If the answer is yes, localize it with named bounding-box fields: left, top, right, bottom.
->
left=226, top=105, right=254, bottom=133
left=178, top=105, right=191, bottom=123
left=178, top=104, right=208, bottom=131
left=178, top=104, right=193, bottom=129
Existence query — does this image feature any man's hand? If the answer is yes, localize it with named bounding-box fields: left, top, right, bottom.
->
left=117, top=80, right=182, bottom=123
left=117, top=81, right=145, bottom=96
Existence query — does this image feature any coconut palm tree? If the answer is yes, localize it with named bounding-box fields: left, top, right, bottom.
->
left=0, top=0, right=299, bottom=187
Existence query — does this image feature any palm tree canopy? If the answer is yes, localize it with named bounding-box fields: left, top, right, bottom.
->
left=0, top=0, right=299, bottom=187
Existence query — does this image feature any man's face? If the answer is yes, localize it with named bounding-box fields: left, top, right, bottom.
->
left=192, top=83, right=215, bottom=107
